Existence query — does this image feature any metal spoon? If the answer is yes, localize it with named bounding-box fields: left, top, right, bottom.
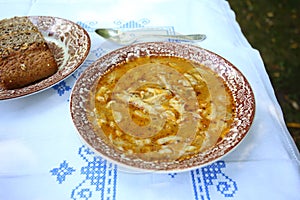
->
left=95, top=28, right=206, bottom=45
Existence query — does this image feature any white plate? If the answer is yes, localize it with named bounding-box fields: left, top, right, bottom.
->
left=0, top=16, right=91, bottom=100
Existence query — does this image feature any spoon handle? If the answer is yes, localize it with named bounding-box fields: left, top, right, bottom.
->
left=139, top=34, right=207, bottom=42
left=95, top=28, right=207, bottom=45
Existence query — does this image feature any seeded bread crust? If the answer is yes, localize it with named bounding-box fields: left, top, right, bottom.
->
left=0, top=16, right=58, bottom=89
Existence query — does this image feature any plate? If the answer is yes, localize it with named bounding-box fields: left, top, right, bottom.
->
left=70, top=42, right=255, bottom=172
left=0, top=16, right=91, bottom=100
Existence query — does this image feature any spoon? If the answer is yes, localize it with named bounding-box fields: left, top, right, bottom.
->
left=95, top=28, right=206, bottom=45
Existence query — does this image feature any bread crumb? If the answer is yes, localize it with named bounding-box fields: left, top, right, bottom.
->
left=20, top=64, right=26, bottom=71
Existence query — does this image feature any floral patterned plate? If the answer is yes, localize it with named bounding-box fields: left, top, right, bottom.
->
left=0, top=16, right=91, bottom=100
left=70, top=42, right=255, bottom=172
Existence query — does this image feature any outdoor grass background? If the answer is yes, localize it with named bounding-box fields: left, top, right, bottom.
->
left=229, top=0, right=300, bottom=149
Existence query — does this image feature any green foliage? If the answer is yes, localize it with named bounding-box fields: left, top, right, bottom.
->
left=229, top=0, right=300, bottom=149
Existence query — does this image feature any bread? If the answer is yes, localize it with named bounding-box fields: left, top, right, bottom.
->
left=0, top=16, right=58, bottom=89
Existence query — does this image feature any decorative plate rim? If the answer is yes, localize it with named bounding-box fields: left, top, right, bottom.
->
left=70, top=42, right=256, bottom=172
left=0, top=16, right=91, bottom=100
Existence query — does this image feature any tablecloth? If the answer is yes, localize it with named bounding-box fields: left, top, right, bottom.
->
left=0, top=0, right=299, bottom=200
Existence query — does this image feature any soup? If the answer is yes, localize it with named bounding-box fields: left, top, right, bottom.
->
left=92, top=56, right=236, bottom=161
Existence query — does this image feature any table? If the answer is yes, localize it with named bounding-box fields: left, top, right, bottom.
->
left=0, top=0, right=299, bottom=199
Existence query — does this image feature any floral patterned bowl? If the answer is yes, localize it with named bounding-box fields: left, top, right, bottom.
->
left=70, top=42, right=255, bottom=172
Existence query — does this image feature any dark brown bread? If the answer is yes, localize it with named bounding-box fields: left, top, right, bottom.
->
left=0, top=16, right=58, bottom=89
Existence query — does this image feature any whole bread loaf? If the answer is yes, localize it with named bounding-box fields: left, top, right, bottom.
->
left=0, top=16, right=58, bottom=89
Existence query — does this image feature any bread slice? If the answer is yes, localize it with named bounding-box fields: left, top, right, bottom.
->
left=0, top=16, right=39, bottom=34
left=0, top=16, right=58, bottom=90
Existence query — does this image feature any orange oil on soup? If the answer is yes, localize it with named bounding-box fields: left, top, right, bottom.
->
left=92, top=56, right=236, bottom=161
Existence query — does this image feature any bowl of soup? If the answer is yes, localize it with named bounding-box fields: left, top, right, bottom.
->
left=70, top=42, right=255, bottom=172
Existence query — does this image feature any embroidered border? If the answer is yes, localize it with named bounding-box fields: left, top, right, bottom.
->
left=50, top=145, right=117, bottom=200
left=191, top=161, right=238, bottom=200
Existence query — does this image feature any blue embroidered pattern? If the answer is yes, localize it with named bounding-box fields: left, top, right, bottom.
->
left=91, top=47, right=107, bottom=58
left=76, top=21, right=98, bottom=32
left=168, top=173, right=177, bottom=178
left=72, top=146, right=117, bottom=200
left=50, top=145, right=117, bottom=200
left=52, top=81, right=71, bottom=96
left=191, top=161, right=238, bottom=200
left=50, top=147, right=237, bottom=200
left=114, top=18, right=150, bottom=28
left=50, top=160, right=76, bottom=184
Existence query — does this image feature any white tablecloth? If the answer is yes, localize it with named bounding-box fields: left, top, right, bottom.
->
left=0, top=0, right=299, bottom=200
